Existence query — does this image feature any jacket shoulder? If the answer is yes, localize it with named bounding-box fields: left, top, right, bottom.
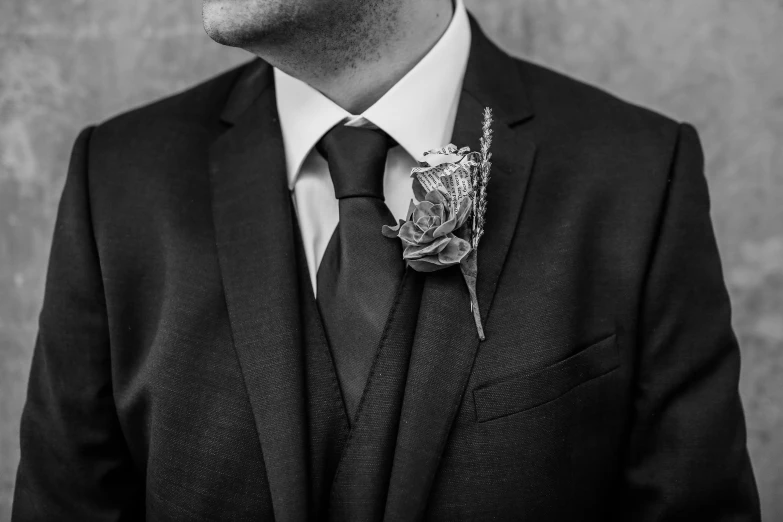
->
left=514, top=56, right=681, bottom=140
left=510, top=55, right=690, bottom=194
left=80, top=61, right=260, bottom=216
left=92, top=60, right=253, bottom=140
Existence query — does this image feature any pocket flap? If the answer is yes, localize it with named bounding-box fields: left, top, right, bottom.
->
left=473, top=334, right=619, bottom=423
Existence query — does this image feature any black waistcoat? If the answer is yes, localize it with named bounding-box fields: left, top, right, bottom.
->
left=292, top=214, right=425, bottom=521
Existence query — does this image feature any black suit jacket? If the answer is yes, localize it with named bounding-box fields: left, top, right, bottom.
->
left=14, top=19, right=760, bottom=522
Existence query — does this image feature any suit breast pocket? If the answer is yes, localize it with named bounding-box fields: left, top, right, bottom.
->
left=473, top=333, right=620, bottom=423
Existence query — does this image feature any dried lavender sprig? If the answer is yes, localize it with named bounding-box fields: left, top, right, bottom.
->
left=471, top=152, right=480, bottom=247
left=474, top=107, right=493, bottom=249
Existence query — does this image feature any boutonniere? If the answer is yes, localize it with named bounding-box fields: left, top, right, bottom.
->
left=383, top=108, right=493, bottom=340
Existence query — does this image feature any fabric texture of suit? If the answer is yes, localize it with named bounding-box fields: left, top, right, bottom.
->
left=13, top=16, right=760, bottom=522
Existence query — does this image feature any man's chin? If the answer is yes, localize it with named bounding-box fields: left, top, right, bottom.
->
left=202, top=0, right=301, bottom=50
left=203, top=1, right=262, bottom=48
left=203, top=25, right=243, bottom=48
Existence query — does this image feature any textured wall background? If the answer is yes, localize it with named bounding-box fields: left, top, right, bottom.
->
left=1, top=0, right=781, bottom=519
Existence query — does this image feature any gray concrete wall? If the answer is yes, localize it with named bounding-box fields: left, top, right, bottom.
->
left=1, top=0, right=781, bottom=519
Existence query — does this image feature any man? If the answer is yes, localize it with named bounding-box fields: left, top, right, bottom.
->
left=13, top=0, right=760, bottom=519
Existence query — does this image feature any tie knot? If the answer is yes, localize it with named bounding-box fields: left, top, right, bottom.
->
left=317, top=125, right=393, bottom=200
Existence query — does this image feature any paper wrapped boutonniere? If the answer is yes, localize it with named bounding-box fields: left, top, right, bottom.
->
left=383, top=108, right=493, bottom=340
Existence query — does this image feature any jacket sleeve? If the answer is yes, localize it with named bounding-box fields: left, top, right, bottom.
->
left=621, top=123, right=761, bottom=520
left=12, top=127, right=143, bottom=521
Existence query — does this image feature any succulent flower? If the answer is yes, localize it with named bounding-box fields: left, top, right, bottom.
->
left=382, top=189, right=472, bottom=272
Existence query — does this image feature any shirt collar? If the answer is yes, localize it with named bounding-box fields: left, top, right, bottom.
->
left=274, top=0, right=472, bottom=189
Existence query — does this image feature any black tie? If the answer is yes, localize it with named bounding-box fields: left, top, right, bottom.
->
left=316, top=125, right=404, bottom=421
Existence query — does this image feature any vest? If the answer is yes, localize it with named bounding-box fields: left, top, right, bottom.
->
left=293, top=215, right=425, bottom=521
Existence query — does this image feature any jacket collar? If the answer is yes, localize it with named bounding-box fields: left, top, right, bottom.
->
left=211, top=64, right=311, bottom=522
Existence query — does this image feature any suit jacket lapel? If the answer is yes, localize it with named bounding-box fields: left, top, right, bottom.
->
left=384, top=18, right=537, bottom=521
left=209, top=60, right=309, bottom=522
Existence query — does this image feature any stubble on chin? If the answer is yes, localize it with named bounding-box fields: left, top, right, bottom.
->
left=202, top=0, right=399, bottom=82
left=202, top=0, right=297, bottom=49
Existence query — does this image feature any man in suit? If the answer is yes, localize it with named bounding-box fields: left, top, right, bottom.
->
left=13, top=0, right=760, bottom=519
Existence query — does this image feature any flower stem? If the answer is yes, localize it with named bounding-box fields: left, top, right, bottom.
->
left=460, top=249, right=485, bottom=341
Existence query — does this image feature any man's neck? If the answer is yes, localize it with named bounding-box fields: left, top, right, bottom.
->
left=253, top=1, right=453, bottom=114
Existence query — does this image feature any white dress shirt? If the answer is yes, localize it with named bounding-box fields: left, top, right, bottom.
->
left=274, top=0, right=472, bottom=292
